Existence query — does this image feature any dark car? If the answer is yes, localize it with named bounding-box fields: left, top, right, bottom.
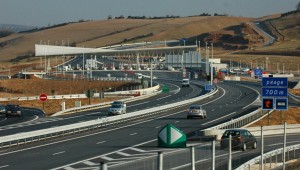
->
left=220, top=129, right=257, bottom=151
left=5, top=104, right=21, bottom=117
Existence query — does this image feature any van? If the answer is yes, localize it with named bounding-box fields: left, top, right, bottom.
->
left=182, top=79, right=190, bottom=87
left=135, top=73, right=143, bottom=79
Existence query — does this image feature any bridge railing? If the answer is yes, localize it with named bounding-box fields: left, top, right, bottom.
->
left=0, top=84, right=218, bottom=148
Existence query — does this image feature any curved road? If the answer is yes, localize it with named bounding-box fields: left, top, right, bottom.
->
left=0, top=81, right=260, bottom=169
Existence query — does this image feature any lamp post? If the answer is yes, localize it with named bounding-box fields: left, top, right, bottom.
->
left=82, top=46, right=85, bottom=77
left=210, top=42, right=213, bottom=85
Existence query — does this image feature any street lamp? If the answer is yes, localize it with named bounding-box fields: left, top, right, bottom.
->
left=82, top=46, right=85, bottom=77
left=210, top=42, right=213, bottom=85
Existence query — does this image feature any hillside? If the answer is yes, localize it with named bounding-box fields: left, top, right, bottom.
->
left=238, top=10, right=300, bottom=56
left=0, top=16, right=252, bottom=62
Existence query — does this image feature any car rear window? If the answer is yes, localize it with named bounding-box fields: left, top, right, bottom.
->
left=189, top=106, right=200, bottom=109
left=222, top=130, right=241, bottom=138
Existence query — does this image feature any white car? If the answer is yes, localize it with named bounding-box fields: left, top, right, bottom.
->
left=187, top=105, right=207, bottom=119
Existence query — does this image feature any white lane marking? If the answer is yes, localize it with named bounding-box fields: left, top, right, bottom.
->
left=268, top=140, right=300, bottom=147
left=211, top=109, right=215, bottom=111
left=155, top=126, right=161, bottom=129
left=96, top=141, right=106, bottom=145
left=129, top=147, right=147, bottom=153
left=130, top=133, right=138, bottom=136
left=156, top=95, right=171, bottom=101
left=171, top=151, right=242, bottom=170
left=0, top=88, right=226, bottom=169
left=100, top=156, right=114, bottom=161
left=83, top=161, right=97, bottom=166
left=0, top=118, right=7, bottom=123
left=116, top=151, right=131, bottom=156
left=127, top=102, right=149, bottom=108
left=202, top=112, right=236, bottom=126
left=53, top=151, right=65, bottom=156
left=0, top=165, right=9, bottom=169
left=237, top=84, right=260, bottom=109
left=175, top=121, right=180, bottom=123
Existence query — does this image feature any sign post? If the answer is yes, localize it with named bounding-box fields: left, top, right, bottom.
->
left=39, top=93, right=48, bottom=110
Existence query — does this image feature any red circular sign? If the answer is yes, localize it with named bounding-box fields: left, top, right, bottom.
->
left=39, top=93, right=48, bottom=102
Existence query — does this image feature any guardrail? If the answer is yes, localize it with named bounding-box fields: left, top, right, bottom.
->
left=52, top=84, right=161, bottom=116
left=236, top=143, right=300, bottom=170
left=289, top=92, right=300, bottom=102
left=203, top=107, right=268, bottom=140
left=0, top=84, right=218, bottom=148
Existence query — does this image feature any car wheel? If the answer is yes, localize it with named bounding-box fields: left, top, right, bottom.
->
left=252, top=142, right=257, bottom=149
left=242, top=143, right=247, bottom=151
left=187, top=116, right=190, bottom=119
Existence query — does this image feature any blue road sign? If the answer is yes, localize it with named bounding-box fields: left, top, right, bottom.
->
left=275, top=98, right=288, bottom=110
left=262, top=98, right=274, bottom=110
left=254, top=69, right=262, bottom=76
left=262, top=77, right=288, bottom=87
left=262, top=87, right=288, bottom=97
left=205, top=84, right=212, bottom=91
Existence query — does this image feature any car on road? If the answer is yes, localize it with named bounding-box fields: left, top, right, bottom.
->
left=108, top=101, right=126, bottom=116
left=5, top=104, right=21, bottom=117
left=182, top=79, right=190, bottom=87
left=187, top=105, right=207, bottom=119
left=220, top=129, right=257, bottom=151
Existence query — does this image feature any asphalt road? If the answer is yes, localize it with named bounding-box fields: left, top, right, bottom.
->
left=0, top=81, right=261, bottom=169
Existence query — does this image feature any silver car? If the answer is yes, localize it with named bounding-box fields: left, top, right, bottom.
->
left=108, top=103, right=126, bottom=116
left=187, top=105, right=207, bottom=119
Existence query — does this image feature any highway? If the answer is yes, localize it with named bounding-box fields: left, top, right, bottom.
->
left=0, top=79, right=199, bottom=135
left=0, top=81, right=261, bottom=169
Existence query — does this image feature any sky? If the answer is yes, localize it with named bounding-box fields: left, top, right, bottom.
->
left=0, top=0, right=299, bottom=27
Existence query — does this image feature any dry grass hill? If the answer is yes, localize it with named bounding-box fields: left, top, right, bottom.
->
left=0, top=16, right=252, bottom=61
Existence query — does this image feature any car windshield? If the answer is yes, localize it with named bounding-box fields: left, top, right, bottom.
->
left=113, top=101, right=122, bottom=105
left=189, top=106, right=200, bottom=109
left=222, top=130, right=241, bottom=138
left=111, top=104, right=122, bottom=108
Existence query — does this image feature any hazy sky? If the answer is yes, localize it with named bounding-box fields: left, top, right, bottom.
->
left=1, top=0, right=299, bottom=27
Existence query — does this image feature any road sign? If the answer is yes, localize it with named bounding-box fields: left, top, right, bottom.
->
left=262, top=87, right=288, bottom=97
left=39, top=93, right=47, bottom=102
left=262, top=77, right=288, bottom=87
left=158, top=124, right=186, bottom=148
left=275, top=98, right=288, bottom=110
left=254, top=69, right=262, bottom=76
left=205, top=84, right=212, bottom=91
left=262, top=98, right=274, bottom=110
left=213, top=78, right=218, bottom=84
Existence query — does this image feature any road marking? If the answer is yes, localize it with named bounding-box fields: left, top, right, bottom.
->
left=156, top=95, right=171, bottom=101
left=0, top=118, right=7, bottom=123
left=130, top=133, right=138, bottom=136
left=202, top=112, right=236, bottom=125
left=268, top=140, right=300, bottom=146
left=211, top=109, right=215, bottom=111
left=116, top=151, right=131, bottom=156
left=100, top=156, right=114, bottom=161
left=0, top=165, right=9, bottom=169
left=175, top=121, right=180, bottom=123
left=82, top=161, right=97, bottom=166
left=129, top=147, right=147, bottom=153
left=53, top=151, right=65, bottom=156
left=127, top=102, right=149, bottom=108
left=96, top=141, right=106, bottom=144
left=155, top=126, right=161, bottom=129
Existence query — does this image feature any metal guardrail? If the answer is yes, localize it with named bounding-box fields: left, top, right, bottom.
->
left=289, top=92, right=300, bottom=102
left=52, top=84, right=161, bottom=116
left=0, top=84, right=218, bottom=148
left=236, top=144, right=300, bottom=170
